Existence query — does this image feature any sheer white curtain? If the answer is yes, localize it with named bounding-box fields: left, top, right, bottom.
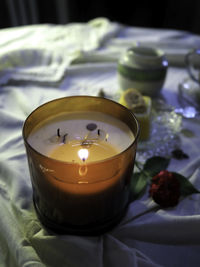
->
left=6, top=0, right=69, bottom=27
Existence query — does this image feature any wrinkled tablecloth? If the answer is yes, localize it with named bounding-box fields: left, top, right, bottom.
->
left=1, top=17, right=200, bottom=267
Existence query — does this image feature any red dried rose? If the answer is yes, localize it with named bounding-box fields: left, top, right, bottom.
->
left=149, top=170, right=180, bottom=208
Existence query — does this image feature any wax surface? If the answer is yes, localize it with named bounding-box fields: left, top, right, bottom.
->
left=49, top=140, right=119, bottom=163
left=28, top=111, right=134, bottom=162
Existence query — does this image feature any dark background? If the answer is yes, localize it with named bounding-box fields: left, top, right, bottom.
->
left=1, top=0, right=200, bottom=34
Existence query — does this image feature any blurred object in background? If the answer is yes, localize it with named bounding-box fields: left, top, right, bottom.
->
left=1, top=0, right=200, bottom=35
left=6, top=0, right=39, bottom=26
left=2, top=0, right=70, bottom=28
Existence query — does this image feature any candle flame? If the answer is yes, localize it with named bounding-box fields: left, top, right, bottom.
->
left=78, top=148, right=89, bottom=162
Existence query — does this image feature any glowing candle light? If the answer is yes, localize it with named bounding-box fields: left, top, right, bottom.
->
left=78, top=148, right=89, bottom=162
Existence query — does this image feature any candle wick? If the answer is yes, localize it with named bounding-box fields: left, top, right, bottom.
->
left=81, top=133, right=93, bottom=147
left=81, top=140, right=93, bottom=147
left=62, top=133, right=68, bottom=143
left=57, top=128, right=60, bottom=137
left=82, top=158, right=85, bottom=162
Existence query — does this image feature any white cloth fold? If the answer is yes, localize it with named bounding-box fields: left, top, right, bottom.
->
left=0, top=18, right=121, bottom=86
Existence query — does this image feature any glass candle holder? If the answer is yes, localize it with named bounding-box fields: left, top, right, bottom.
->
left=23, top=96, right=139, bottom=235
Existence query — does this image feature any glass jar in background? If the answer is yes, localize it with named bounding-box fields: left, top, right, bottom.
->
left=117, top=45, right=168, bottom=96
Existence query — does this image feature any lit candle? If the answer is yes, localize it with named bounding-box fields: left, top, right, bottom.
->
left=28, top=111, right=133, bottom=161
left=23, top=96, right=139, bottom=235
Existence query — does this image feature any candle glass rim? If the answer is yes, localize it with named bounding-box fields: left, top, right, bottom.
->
left=22, top=95, right=140, bottom=167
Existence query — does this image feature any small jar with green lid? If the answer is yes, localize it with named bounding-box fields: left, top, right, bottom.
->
left=117, top=46, right=168, bottom=96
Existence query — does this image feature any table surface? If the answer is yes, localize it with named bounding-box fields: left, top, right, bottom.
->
left=0, top=18, right=200, bottom=267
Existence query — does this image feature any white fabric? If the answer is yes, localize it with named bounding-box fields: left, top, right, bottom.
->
left=1, top=18, right=200, bottom=267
